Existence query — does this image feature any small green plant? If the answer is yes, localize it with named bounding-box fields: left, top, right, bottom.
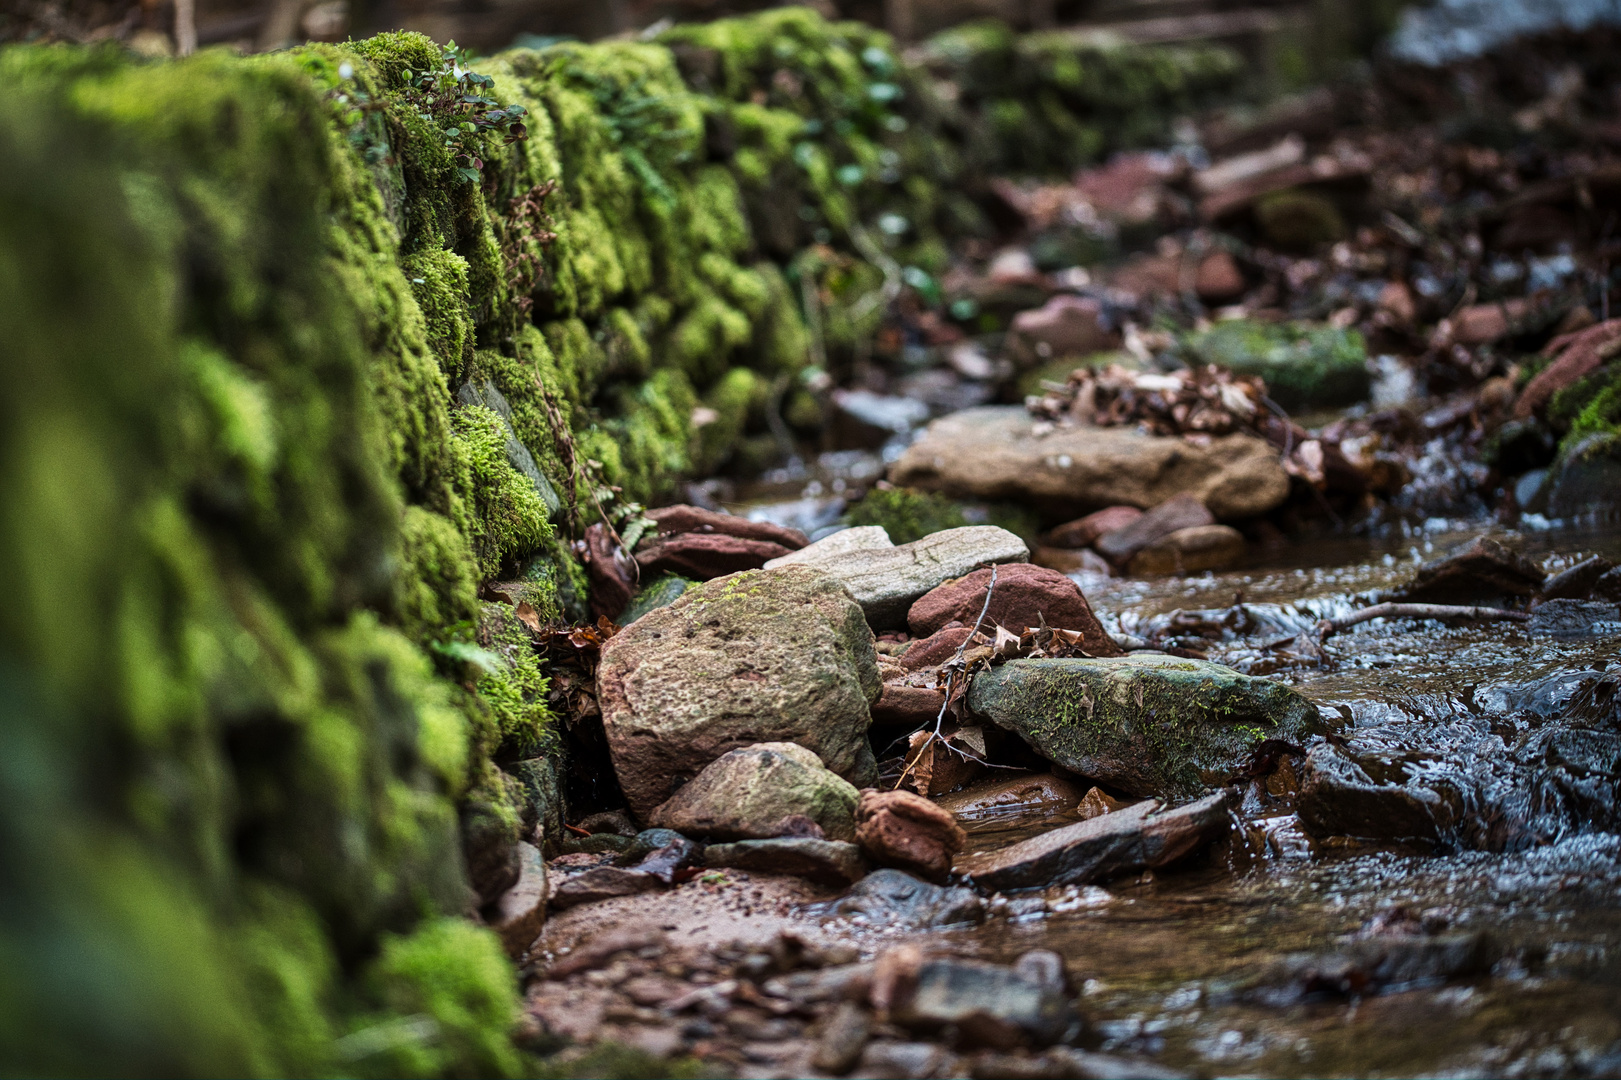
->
left=402, top=43, right=529, bottom=182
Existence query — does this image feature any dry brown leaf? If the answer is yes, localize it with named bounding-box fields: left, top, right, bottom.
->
left=515, top=601, right=542, bottom=633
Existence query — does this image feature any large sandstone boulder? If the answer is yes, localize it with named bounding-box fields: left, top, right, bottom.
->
left=967, top=656, right=1328, bottom=800
left=597, top=566, right=882, bottom=818
left=889, top=406, right=1289, bottom=520
left=647, top=743, right=860, bottom=841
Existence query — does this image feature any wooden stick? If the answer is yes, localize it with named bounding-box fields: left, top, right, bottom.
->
left=1316, top=602, right=1529, bottom=640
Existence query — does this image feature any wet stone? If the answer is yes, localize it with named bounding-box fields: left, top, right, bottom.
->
left=1125, top=524, right=1246, bottom=577
left=907, top=564, right=1123, bottom=657
left=934, top=773, right=1088, bottom=819
left=1529, top=598, right=1621, bottom=640
left=1389, top=535, right=1544, bottom=605
left=704, top=838, right=869, bottom=884
left=1268, top=931, right=1494, bottom=1001
left=968, top=656, right=1329, bottom=800
left=646, top=742, right=860, bottom=842
left=1295, top=743, right=1466, bottom=849
left=812, top=868, right=984, bottom=928
left=1094, top=493, right=1214, bottom=566
left=1044, top=505, right=1144, bottom=550
left=616, top=829, right=704, bottom=884
left=957, top=792, right=1234, bottom=891
left=890, top=956, right=1074, bottom=1050
left=549, top=866, right=664, bottom=910
left=855, top=789, right=968, bottom=882
left=1540, top=555, right=1614, bottom=601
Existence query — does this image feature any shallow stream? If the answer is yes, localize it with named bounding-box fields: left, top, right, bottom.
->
left=919, top=524, right=1621, bottom=1078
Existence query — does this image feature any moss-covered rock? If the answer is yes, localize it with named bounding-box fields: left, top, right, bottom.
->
left=0, top=13, right=1255, bottom=1072
left=968, top=656, right=1329, bottom=800
left=1184, top=319, right=1370, bottom=412
left=844, top=486, right=968, bottom=543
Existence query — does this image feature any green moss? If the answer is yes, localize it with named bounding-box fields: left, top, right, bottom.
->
left=475, top=601, right=554, bottom=760
left=1551, top=360, right=1621, bottom=445
left=355, top=918, right=523, bottom=1079
left=1254, top=188, right=1347, bottom=249
left=395, top=506, right=481, bottom=644
left=1183, top=319, right=1370, bottom=412
left=845, top=486, right=968, bottom=544
left=403, top=248, right=476, bottom=382
left=451, top=405, right=554, bottom=579
left=692, top=366, right=762, bottom=474
left=617, top=571, right=696, bottom=625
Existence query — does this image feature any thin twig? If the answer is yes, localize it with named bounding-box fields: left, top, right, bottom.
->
left=1316, top=602, right=1529, bottom=639
left=894, top=565, right=999, bottom=790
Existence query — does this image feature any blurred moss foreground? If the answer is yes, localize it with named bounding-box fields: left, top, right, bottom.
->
left=0, top=14, right=1237, bottom=1075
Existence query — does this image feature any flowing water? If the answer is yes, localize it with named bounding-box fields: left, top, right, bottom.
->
left=934, top=524, right=1621, bottom=1078
left=725, top=499, right=1621, bottom=1076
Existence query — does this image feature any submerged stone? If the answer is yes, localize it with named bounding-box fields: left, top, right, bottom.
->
left=968, top=656, right=1328, bottom=800
left=704, top=838, right=869, bottom=884
left=812, top=868, right=984, bottom=928
left=957, top=792, right=1234, bottom=890
left=891, top=957, right=1074, bottom=1049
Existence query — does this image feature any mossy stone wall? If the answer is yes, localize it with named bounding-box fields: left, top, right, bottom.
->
left=0, top=14, right=1241, bottom=1074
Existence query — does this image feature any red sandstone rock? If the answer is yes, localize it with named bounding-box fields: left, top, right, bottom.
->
left=634, top=532, right=794, bottom=580
left=645, top=504, right=808, bottom=549
left=1194, top=250, right=1246, bottom=303
left=907, top=564, right=1122, bottom=656
left=1009, top=295, right=1116, bottom=357
left=855, top=789, right=968, bottom=882
left=1094, top=493, right=1214, bottom=566
left=1044, top=506, right=1144, bottom=549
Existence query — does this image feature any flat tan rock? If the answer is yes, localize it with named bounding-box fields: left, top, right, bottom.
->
left=889, top=406, right=1289, bottom=520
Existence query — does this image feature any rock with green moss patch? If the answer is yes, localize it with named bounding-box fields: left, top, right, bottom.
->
left=647, top=742, right=860, bottom=841
left=844, top=487, right=969, bottom=545
left=1540, top=432, right=1621, bottom=519
left=967, top=656, right=1328, bottom=800
left=1184, top=319, right=1369, bottom=412
left=598, top=565, right=882, bottom=818
left=617, top=571, right=696, bottom=625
